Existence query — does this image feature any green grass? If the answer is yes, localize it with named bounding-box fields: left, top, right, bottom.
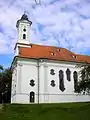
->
left=0, top=102, right=90, bottom=120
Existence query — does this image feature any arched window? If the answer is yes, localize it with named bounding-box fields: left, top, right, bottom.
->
left=59, top=70, right=65, bottom=92
left=30, top=91, right=35, bottom=103
left=73, top=71, right=78, bottom=92
left=66, top=68, right=71, bottom=81
left=23, top=34, right=26, bottom=39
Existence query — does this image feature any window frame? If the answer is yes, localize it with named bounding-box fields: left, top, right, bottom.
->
left=23, top=34, right=26, bottom=39
left=66, top=68, right=71, bottom=81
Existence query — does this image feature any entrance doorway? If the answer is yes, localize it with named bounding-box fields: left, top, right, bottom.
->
left=30, top=91, right=35, bottom=103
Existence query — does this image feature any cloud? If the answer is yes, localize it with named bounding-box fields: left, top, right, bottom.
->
left=0, top=0, right=90, bottom=55
left=32, top=0, right=90, bottom=54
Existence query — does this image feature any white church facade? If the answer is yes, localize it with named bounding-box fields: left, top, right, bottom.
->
left=11, top=14, right=90, bottom=103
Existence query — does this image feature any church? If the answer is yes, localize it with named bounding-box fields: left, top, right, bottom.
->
left=11, top=14, right=90, bottom=103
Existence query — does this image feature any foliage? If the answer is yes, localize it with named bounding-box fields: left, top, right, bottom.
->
left=77, top=66, right=90, bottom=94
left=0, top=103, right=90, bottom=120
left=0, top=65, right=3, bottom=71
left=0, top=66, right=12, bottom=103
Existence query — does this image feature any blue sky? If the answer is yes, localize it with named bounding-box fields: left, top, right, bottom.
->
left=0, top=0, right=90, bottom=68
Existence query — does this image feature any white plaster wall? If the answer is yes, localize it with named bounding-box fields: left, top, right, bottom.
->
left=48, top=94, right=90, bottom=103
left=11, top=58, right=90, bottom=104
left=11, top=65, right=17, bottom=103
left=13, top=59, right=38, bottom=103
left=11, top=95, right=16, bottom=103
left=47, top=62, right=78, bottom=95
left=39, top=62, right=49, bottom=103
left=15, top=94, right=39, bottom=104
left=38, top=94, right=90, bottom=103
left=39, top=64, right=45, bottom=102
left=17, top=21, right=30, bottom=44
left=39, top=61, right=90, bottom=103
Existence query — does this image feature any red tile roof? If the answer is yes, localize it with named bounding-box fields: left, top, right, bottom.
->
left=18, top=44, right=90, bottom=64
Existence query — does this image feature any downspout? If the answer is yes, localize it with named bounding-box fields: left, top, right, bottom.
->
left=37, top=59, right=40, bottom=104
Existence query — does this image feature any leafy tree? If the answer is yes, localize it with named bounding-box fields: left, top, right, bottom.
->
left=77, top=66, right=90, bottom=94
left=0, top=65, right=3, bottom=71
left=0, top=65, right=4, bottom=103
left=0, top=66, right=12, bottom=103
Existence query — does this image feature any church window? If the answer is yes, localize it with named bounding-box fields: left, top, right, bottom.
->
left=50, top=69, right=55, bottom=75
left=30, top=79, right=35, bottom=87
left=59, top=70, right=65, bottom=92
left=51, top=80, right=55, bottom=87
left=30, top=91, right=35, bottom=103
left=23, top=34, right=26, bottom=39
left=73, top=71, right=78, bottom=92
left=66, top=68, right=71, bottom=81
left=23, top=28, right=26, bottom=32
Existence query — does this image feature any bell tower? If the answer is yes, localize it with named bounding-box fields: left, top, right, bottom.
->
left=16, top=13, right=32, bottom=44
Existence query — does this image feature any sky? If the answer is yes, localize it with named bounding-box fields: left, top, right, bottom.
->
left=0, top=0, right=90, bottom=67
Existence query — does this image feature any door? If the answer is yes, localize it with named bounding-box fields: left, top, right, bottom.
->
left=30, top=91, right=35, bottom=103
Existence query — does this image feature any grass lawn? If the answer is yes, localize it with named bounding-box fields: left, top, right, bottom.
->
left=0, top=102, right=90, bottom=120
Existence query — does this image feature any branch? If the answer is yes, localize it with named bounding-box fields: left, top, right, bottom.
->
left=34, top=0, right=41, bottom=5
left=0, top=65, right=3, bottom=71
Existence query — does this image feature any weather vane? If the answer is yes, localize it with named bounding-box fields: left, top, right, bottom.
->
left=24, top=10, right=28, bottom=15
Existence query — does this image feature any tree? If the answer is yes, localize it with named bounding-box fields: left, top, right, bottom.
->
left=0, top=66, right=12, bottom=103
left=0, top=65, right=4, bottom=103
left=34, top=0, right=41, bottom=4
left=0, top=65, right=3, bottom=71
left=77, top=66, right=90, bottom=94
